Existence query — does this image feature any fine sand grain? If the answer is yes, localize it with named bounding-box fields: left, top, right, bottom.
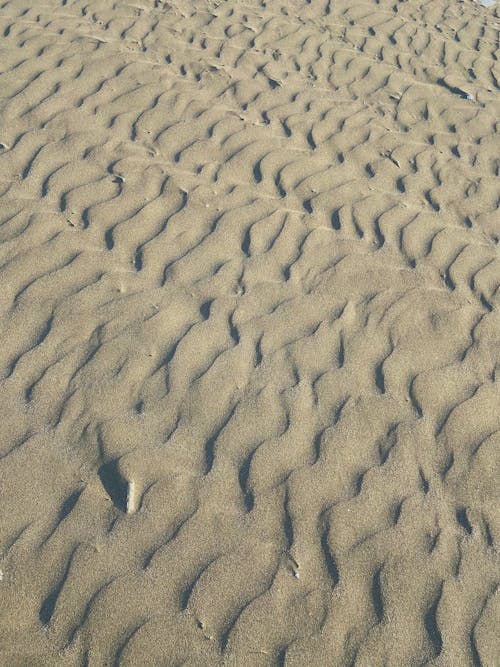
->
left=0, top=0, right=499, bottom=665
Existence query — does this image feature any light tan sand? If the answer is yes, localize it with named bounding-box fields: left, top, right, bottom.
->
left=0, top=0, right=499, bottom=665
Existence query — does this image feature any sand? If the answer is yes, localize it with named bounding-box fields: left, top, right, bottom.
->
left=0, top=0, right=499, bottom=665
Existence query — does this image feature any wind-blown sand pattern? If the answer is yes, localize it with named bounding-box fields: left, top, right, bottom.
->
left=0, top=0, right=499, bottom=665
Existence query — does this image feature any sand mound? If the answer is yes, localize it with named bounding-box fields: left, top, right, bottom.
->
left=0, top=0, right=499, bottom=665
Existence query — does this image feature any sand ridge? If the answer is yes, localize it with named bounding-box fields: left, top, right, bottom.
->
left=0, top=0, right=499, bottom=665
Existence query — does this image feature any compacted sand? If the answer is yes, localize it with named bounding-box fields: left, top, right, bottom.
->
left=0, top=0, right=499, bottom=665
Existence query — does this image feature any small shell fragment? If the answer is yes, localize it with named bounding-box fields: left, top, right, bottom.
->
left=126, top=481, right=136, bottom=514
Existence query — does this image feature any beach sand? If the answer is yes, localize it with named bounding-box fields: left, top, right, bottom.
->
left=0, top=0, right=499, bottom=665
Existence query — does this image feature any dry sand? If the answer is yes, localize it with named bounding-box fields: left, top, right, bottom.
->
left=0, top=0, right=499, bottom=665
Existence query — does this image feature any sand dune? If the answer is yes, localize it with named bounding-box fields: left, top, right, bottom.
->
left=0, top=0, right=499, bottom=665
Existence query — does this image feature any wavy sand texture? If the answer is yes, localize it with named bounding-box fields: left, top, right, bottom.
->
left=0, top=0, right=499, bottom=665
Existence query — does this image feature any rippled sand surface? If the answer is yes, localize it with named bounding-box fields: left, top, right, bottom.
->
left=0, top=0, right=499, bottom=665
